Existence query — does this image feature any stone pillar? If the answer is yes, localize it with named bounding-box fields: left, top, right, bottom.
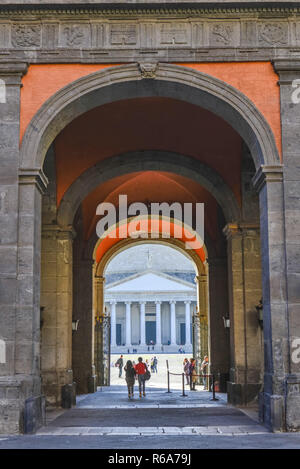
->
left=270, top=60, right=300, bottom=432
left=224, top=222, right=263, bottom=407
left=184, top=301, right=191, bottom=346
left=125, top=302, right=132, bottom=347
left=170, top=301, right=176, bottom=345
left=110, top=301, right=117, bottom=347
left=0, top=63, right=46, bottom=434
left=41, top=225, right=75, bottom=407
left=208, top=257, right=230, bottom=392
left=140, top=302, right=146, bottom=346
left=155, top=301, right=162, bottom=346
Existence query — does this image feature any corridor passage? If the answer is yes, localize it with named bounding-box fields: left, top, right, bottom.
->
left=37, top=386, right=267, bottom=437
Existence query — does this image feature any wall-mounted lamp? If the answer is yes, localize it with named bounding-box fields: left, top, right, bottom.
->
left=255, top=299, right=263, bottom=329
left=72, top=319, right=80, bottom=332
left=222, top=316, right=230, bottom=328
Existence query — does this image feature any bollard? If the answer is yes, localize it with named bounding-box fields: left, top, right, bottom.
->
left=210, top=374, right=219, bottom=401
left=182, top=373, right=187, bottom=397
left=167, top=370, right=171, bottom=393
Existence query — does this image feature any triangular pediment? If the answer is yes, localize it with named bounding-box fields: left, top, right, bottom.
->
left=106, top=270, right=195, bottom=293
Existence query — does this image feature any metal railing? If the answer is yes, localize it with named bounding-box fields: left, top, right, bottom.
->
left=166, top=360, right=219, bottom=401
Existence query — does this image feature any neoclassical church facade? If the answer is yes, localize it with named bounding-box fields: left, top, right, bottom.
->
left=0, top=0, right=300, bottom=435
left=104, top=245, right=197, bottom=353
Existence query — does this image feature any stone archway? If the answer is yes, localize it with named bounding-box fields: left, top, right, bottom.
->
left=92, top=235, right=209, bottom=387
left=17, top=63, right=288, bottom=431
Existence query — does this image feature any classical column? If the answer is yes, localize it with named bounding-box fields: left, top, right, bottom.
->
left=125, top=302, right=132, bottom=347
left=223, top=222, right=262, bottom=408
left=184, top=301, right=191, bottom=346
left=41, top=225, right=75, bottom=405
left=139, top=301, right=146, bottom=346
left=110, top=301, right=117, bottom=347
left=155, top=301, right=162, bottom=346
left=169, top=301, right=177, bottom=345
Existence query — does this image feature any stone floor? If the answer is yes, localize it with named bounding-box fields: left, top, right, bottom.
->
left=1, top=385, right=300, bottom=448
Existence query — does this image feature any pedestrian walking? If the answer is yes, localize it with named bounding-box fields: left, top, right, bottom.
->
left=116, top=354, right=124, bottom=378
left=134, top=357, right=148, bottom=398
left=201, top=356, right=209, bottom=390
left=189, top=358, right=197, bottom=391
left=183, top=358, right=190, bottom=385
left=153, top=356, right=158, bottom=373
left=124, top=360, right=136, bottom=399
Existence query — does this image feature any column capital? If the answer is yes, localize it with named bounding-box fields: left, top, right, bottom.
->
left=109, top=300, right=117, bottom=305
left=139, top=301, right=146, bottom=305
left=272, top=59, right=300, bottom=84
left=184, top=300, right=192, bottom=305
left=42, top=224, right=76, bottom=240
left=252, top=165, right=283, bottom=193
left=223, top=222, right=260, bottom=240
left=0, top=62, right=28, bottom=77
left=95, top=275, right=105, bottom=285
left=169, top=300, right=176, bottom=305
left=155, top=301, right=162, bottom=305
left=19, top=168, right=48, bottom=195
left=194, top=274, right=207, bottom=283
left=125, top=301, right=132, bottom=306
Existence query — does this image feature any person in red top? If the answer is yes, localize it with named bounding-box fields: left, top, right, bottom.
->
left=134, top=357, right=147, bottom=398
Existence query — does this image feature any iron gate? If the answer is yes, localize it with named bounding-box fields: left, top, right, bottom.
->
left=95, top=311, right=111, bottom=386
left=192, top=309, right=208, bottom=384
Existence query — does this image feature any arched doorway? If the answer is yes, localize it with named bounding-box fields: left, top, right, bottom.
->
left=19, top=63, right=285, bottom=431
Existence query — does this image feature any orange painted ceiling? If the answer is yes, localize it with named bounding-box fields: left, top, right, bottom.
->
left=82, top=170, right=218, bottom=242
left=54, top=96, right=243, bottom=207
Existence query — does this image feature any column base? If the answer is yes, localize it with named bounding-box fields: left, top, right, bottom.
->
left=61, top=382, right=76, bottom=409
left=227, top=381, right=262, bottom=406
left=0, top=376, right=45, bottom=435
left=259, top=392, right=285, bottom=432
left=87, top=374, right=97, bottom=393
left=42, top=369, right=75, bottom=407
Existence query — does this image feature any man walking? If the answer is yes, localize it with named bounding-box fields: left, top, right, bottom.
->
left=116, top=354, right=124, bottom=378
left=134, top=356, right=147, bottom=398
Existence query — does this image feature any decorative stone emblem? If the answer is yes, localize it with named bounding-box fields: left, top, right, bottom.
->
left=63, top=25, right=85, bottom=46
left=110, top=24, right=137, bottom=45
left=160, top=24, right=188, bottom=45
left=258, top=23, right=288, bottom=45
left=211, top=24, right=233, bottom=45
left=139, top=62, right=158, bottom=79
left=12, top=24, right=41, bottom=48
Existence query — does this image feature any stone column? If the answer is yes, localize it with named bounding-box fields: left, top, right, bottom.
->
left=155, top=301, right=162, bottom=346
left=270, top=60, right=300, bottom=432
left=0, top=63, right=46, bottom=434
left=110, top=301, right=117, bottom=347
left=170, top=301, right=177, bottom=345
left=224, top=222, right=263, bottom=407
left=41, top=225, right=75, bottom=407
left=125, top=301, right=132, bottom=347
left=140, top=301, right=146, bottom=346
left=184, top=301, right=191, bottom=346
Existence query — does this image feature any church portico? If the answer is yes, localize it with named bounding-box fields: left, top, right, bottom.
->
left=105, top=270, right=197, bottom=354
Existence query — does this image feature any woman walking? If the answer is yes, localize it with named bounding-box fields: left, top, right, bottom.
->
left=189, top=358, right=197, bottom=391
left=134, top=357, right=147, bottom=398
left=183, top=358, right=190, bottom=385
left=124, top=360, right=136, bottom=399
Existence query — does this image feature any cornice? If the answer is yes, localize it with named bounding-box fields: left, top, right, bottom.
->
left=1, top=6, right=300, bottom=17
